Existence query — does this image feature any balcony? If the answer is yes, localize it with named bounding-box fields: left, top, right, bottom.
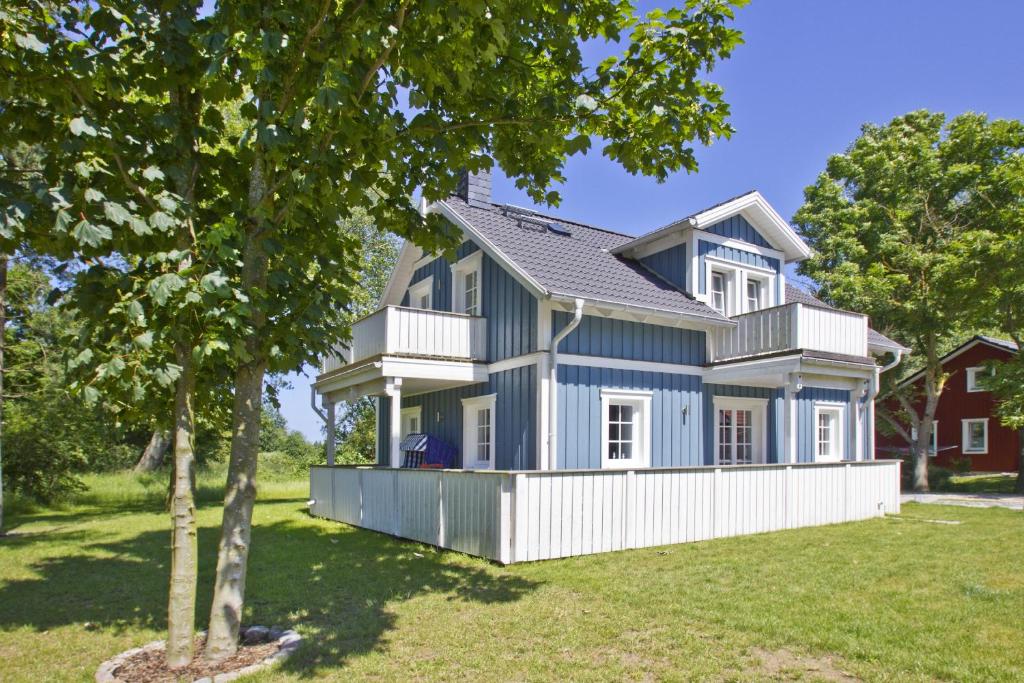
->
left=712, top=302, right=868, bottom=363
left=317, top=306, right=488, bottom=399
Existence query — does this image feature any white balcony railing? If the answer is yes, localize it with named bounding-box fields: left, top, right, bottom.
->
left=320, top=306, right=487, bottom=375
left=713, top=302, right=868, bottom=362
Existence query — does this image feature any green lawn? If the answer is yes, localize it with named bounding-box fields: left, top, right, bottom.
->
left=944, top=473, right=1020, bottom=494
left=1, top=474, right=1022, bottom=682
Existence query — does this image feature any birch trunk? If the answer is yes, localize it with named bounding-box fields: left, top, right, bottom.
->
left=135, top=429, right=171, bottom=473
left=166, top=345, right=199, bottom=668
left=204, top=158, right=270, bottom=662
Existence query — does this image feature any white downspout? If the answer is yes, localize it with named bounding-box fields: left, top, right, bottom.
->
left=866, top=349, right=904, bottom=461
left=547, top=298, right=584, bottom=470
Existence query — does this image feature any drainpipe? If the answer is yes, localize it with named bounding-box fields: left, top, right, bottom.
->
left=547, top=298, right=585, bottom=470
left=310, top=385, right=327, bottom=422
left=865, top=349, right=904, bottom=461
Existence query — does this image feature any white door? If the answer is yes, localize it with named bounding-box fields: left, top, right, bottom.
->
left=400, top=407, right=422, bottom=438
left=714, top=398, right=767, bottom=465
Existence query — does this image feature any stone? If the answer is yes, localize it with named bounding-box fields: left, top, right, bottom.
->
left=242, top=625, right=269, bottom=645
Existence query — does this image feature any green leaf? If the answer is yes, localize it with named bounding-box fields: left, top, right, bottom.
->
left=147, top=273, right=186, bottom=305
left=129, top=215, right=152, bottom=235
left=72, top=219, right=112, bottom=247
left=69, top=116, right=97, bottom=137
left=149, top=211, right=176, bottom=231
left=142, top=166, right=165, bottom=181
left=84, top=188, right=105, bottom=203
left=103, top=201, right=131, bottom=226
left=14, top=32, right=46, bottom=53
left=133, top=331, right=154, bottom=349
left=200, top=271, right=230, bottom=294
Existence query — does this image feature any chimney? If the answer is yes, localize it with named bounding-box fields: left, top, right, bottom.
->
left=456, top=165, right=492, bottom=207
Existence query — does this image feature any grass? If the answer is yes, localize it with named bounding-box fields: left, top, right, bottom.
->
left=944, top=473, right=1020, bottom=494
left=1, top=474, right=1022, bottom=682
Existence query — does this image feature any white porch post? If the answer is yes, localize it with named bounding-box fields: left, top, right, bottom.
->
left=849, top=387, right=861, bottom=461
left=325, top=400, right=336, bottom=466
left=386, top=378, right=403, bottom=468
left=784, top=373, right=801, bottom=463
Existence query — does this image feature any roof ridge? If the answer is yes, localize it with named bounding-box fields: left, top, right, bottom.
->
left=471, top=198, right=633, bottom=238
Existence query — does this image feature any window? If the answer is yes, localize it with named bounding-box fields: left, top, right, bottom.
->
left=451, top=251, right=483, bottom=315
left=408, top=277, right=433, bottom=310
left=600, top=389, right=652, bottom=468
left=711, top=271, right=728, bottom=314
left=966, top=366, right=990, bottom=393
left=463, top=270, right=479, bottom=315
left=910, top=422, right=939, bottom=456
left=961, top=418, right=988, bottom=454
left=461, top=394, right=496, bottom=469
left=714, top=397, right=767, bottom=465
left=813, top=403, right=846, bottom=462
left=746, top=278, right=763, bottom=312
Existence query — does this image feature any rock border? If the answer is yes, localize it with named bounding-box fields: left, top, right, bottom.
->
left=95, top=627, right=302, bottom=683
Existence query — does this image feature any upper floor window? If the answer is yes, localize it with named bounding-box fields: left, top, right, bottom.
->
left=746, top=278, right=763, bottom=312
left=711, top=271, right=728, bottom=314
left=451, top=251, right=483, bottom=315
left=408, top=276, right=433, bottom=310
left=965, top=366, right=990, bottom=392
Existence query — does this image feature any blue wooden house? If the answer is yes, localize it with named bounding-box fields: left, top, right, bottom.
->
left=316, top=169, right=905, bottom=473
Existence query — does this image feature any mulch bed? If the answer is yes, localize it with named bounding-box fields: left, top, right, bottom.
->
left=112, top=634, right=279, bottom=683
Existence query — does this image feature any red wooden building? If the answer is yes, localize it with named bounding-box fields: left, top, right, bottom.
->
left=876, top=336, right=1020, bottom=472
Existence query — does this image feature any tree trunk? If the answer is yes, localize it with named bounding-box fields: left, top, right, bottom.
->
left=0, top=253, right=7, bottom=534
left=205, top=158, right=271, bottom=662
left=204, top=360, right=267, bottom=661
left=167, top=346, right=199, bottom=669
left=135, top=429, right=171, bottom=473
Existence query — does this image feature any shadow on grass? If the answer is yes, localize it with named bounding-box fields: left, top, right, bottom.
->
left=0, top=501, right=539, bottom=676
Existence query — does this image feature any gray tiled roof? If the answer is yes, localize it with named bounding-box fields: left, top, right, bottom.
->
left=977, top=335, right=1018, bottom=352
left=785, top=284, right=907, bottom=351
left=443, top=196, right=729, bottom=322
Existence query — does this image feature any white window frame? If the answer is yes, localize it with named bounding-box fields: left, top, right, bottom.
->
left=910, top=421, right=939, bottom=456
left=461, top=393, right=496, bottom=470
left=961, top=418, right=989, bottom=454
left=451, top=250, right=483, bottom=315
left=703, top=255, right=777, bottom=315
left=600, top=389, right=653, bottom=469
left=710, top=270, right=730, bottom=315
left=400, top=406, right=422, bottom=439
left=745, top=274, right=767, bottom=312
left=408, top=276, right=433, bottom=310
left=713, top=396, right=768, bottom=465
left=965, top=366, right=990, bottom=393
left=813, top=401, right=847, bottom=463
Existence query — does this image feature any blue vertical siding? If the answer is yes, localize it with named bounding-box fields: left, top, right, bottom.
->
left=483, top=253, right=537, bottom=362
left=553, top=312, right=706, bottom=365
left=403, top=241, right=536, bottom=362
left=556, top=365, right=703, bottom=469
left=702, top=384, right=782, bottom=465
left=795, top=386, right=852, bottom=462
left=697, top=240, right=781, bottom=294
left=375, top=396, right=391, bottom=464
left=704, top=215, right=773, bottom=248
left=640, top=243, right=687, bottom=291
left=398, top=366, right=536, bottom=469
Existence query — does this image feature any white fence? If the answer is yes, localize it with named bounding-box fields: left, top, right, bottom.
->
left=320, top=306, right=487, bottom=375
left=310, top=460, right=901, bottom=564
left=713, top=302, right=868, bottom=362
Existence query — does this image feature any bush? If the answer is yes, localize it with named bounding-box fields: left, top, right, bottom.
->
left=900, top=458, right=954, bottom=491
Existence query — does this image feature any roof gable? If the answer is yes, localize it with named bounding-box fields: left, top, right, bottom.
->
left=896, top=335, right=1017, bottom=388
left=612, top=191, right=812, bottom=263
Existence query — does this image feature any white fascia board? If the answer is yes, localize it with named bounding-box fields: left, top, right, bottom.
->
left=559, top=353, right=704, bottom=378
left=379, top=240, right=423, bottom=308
left=433, top=200, right=548, bottom=298
left=548, top=292, right=734, bottom=331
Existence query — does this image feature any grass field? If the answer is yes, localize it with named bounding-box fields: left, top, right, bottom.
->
left=945, top=472, right=1020, bottom=494
left=1, top=472, right=1022, bottom=682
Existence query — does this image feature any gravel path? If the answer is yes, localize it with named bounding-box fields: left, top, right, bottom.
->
left=902, top=493, right=1023, bottom=510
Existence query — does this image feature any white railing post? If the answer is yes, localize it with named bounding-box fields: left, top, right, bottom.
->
left=625, top=470, right=637, bottom=550
left=498, top=474, right=513, bottom=564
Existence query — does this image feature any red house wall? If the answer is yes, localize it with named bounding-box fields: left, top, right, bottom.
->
left=876, top=342, right=1020, bottom=472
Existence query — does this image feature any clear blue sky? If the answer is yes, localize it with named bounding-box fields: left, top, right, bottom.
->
left=279, top=0, right=1024, bottom=441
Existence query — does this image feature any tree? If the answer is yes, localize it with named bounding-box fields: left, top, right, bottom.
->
left=4, top=0, right=748, bottom=668
left=950, top=122, right=1024, bottom=491
left=794, top=111, right=1024, bottom=491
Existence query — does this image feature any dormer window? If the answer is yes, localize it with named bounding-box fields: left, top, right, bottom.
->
left=711, top=271, right=728, bottom=314
left=451, top=250, right=484, bottom=315
left=746, top=279, right=763, bottom=312
left=408, top=276, right=433, bottom=310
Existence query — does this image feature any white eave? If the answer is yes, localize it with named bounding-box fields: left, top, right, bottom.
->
left=611, top=190, right=812, bottom=264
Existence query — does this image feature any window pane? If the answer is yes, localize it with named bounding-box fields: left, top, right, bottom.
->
left=619, top=443, right=632, bottom=459
left=969, top=422, right=985, bottom=449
